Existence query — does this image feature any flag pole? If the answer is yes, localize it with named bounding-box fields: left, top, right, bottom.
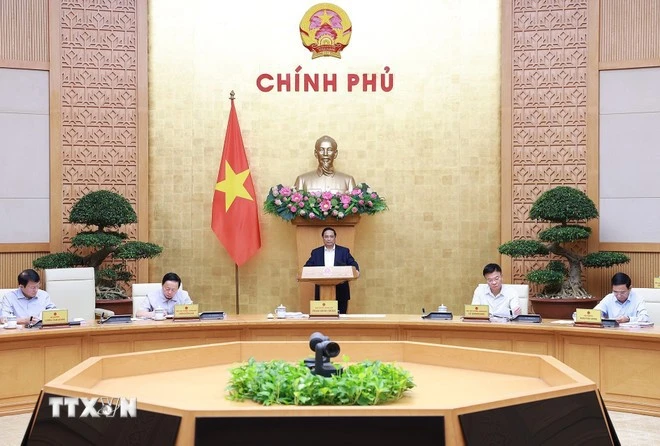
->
left=235, top=263, right=240, bottom=314
left=229, top=91, right=239, bottom=315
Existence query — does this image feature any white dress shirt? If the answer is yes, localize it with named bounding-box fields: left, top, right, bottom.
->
left=471, top=284, right=521, bottom=317
left=594, top=290, right=650, bottom=323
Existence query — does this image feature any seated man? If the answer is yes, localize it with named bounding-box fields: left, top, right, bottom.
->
left=594, top=272, right=650, bottom=323
left=1, top=269, right=56, bottom=325
left=136, top=272, right=193, bottom=318
left=471, top=263, right=521, bottom=317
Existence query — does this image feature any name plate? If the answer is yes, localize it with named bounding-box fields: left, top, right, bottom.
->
left=574, top=308, right=602, bottom=327
left=463, top=304, right=490, bottom=320
left=422, top=312, right=453, bottom=320
left=199, top=311, right=226, bottom=321
left=174, top=304, right=200, bottom=321
left=654, top=277, right=660, bottom=288
left=510, top=314, right=542, bottom=323
left=309, top=300, right=339, bottom=317
left=42, top=309, right=69, bottom=327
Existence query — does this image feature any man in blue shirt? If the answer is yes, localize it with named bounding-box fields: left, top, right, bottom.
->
left=1, top=269, right=56, bottom=325
left=594, top=272, right=650, bottom=323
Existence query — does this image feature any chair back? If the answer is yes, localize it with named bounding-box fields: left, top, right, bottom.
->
left=504, top=284, right=529, bottom=314
left=131, top=283, right=162, bottom=317
left=44, top=267, right=95, bottom=321
left=632, top=288, right=660, bottom=323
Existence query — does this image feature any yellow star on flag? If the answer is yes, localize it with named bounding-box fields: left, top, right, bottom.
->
left=215, top=161, right=254, bottom=211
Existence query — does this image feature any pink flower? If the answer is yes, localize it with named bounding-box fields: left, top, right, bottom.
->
left=371, top=193, right=377, bottom=199
left=332, top=210, right=338, bottom=216
left=280, top=187, right=291, bottom=197
left=290, top=205, right=297, bottom=213
left=320, top=200, right=332, bottom=211
left=358, top=200, right=364, bottom=205
left=351, top=207, right=358, bottom=213
left=367, top=201, right=373, bottom=207
left=291, top=192, right=303, bottom=203
left=274, top=199, right=282, bottom=206
left=351, top=188, right=361, bottom=195
left=322, top=191, right=334, bottom=200
left=303, top=196, right=309, bottom=201
left=309, top=213, right=316, bottom=219
left=340, top=195, right=351, bottom=205
left=343, top=203, right=349, bottom=209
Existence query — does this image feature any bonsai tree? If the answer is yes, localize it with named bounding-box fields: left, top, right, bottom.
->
left=33, top=190, right=163, bottom=299
left=498, top=186, right=629, bottom=298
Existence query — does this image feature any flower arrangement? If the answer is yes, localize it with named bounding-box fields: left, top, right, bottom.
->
left=263, top=183, right=388, bottom=221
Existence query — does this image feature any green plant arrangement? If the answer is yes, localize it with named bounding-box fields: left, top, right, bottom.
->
left=32, top=190, right=163, bottom=299
left=226, top=358, right=415, bottom=406
left=498, top=186, right=630, bottom=298
left=263, top=183, right=388, bottom=222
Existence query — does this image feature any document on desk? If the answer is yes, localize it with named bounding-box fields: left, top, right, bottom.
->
left=619, top=321, right=654, bottom=328
left=339, top=314, right=386, bottom=318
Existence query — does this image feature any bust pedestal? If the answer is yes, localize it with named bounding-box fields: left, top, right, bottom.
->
left=291, top=215, right=360, bottom=312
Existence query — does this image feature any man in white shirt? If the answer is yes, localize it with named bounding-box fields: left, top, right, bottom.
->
left=471, top=263, right=521, bottom=317
left=594, top=272, right=650, bottom=323
left=136, top=272, right=192, bottom=318
left=1, top=269, right=56, bottom=325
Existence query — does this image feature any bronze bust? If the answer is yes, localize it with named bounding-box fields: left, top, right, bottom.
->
left=294, top=135, right=356, bottom=193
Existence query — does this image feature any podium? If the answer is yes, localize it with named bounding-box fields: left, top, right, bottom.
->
left=298, top=266, right=359, bottom=301
left=292, top=215, right=360, bottom=311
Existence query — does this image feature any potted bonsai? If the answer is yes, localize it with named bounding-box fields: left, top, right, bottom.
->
left=498, top=186, right=630, bottom=318
left=33, top=190, right=163, bottom=314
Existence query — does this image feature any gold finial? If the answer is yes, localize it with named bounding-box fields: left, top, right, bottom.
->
left=229, top=90, right=235, bottom=101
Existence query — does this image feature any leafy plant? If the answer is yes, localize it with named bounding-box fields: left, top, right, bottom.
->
left=264, top=183, right=388, bottom=221
left=32, top=190, right=163, bottom=299
left=227, top=357, right=415, bottom=406
left=499, top=186, right=629, bottom=298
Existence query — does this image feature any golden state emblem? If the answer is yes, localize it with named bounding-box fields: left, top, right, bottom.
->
left=299, top=3, right=352, bottom=59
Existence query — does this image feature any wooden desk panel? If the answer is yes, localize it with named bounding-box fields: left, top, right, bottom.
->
left=1, top=316, right=659, bottom=416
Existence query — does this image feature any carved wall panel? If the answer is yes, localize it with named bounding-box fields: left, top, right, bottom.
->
left=508, top=1, right=589, bottom=285
left=57, top=0, right=144, bottom=281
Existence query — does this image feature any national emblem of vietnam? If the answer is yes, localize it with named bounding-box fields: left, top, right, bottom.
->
left=299, top=3, right=352, bottom=59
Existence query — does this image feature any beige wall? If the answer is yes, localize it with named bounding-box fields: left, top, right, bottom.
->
left=148, top=0, right=502, bottom=314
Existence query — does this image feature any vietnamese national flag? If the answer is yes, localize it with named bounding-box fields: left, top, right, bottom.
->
left=211, top=96, right=261, bottom=266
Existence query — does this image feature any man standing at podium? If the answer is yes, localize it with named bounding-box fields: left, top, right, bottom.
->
left=304, top=227, right=359, bottom=314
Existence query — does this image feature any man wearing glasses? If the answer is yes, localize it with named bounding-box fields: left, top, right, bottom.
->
left=471, top=263, right=521, bottom=317
left=1, top=269, right=56, bottom=325
left=593, top=272, right=651, bottom=323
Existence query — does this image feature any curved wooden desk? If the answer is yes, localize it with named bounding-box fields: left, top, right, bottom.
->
left=1, top=315, right=659, bottom=417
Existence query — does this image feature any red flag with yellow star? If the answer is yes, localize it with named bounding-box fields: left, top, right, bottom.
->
left=211, top=96, right=261, bottom=266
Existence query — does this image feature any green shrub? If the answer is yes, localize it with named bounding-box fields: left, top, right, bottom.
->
left=227, top=358, right=415, bottom=406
